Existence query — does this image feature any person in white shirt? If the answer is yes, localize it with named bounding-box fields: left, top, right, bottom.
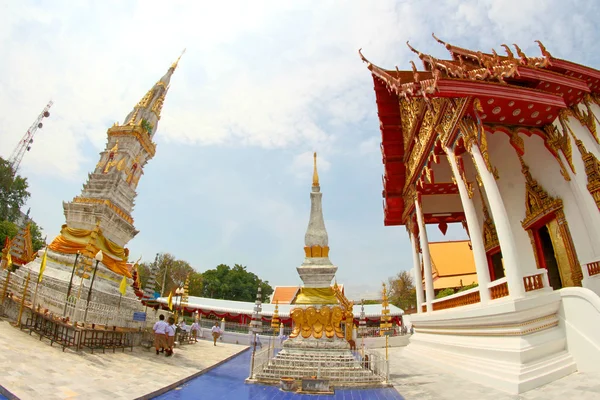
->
left=190, top=321, right=200, bottom=342
left=211, top=321, right=221, bottom=346
left=166, top=317, right=176, bottom=357
left=153, top=314, right=168, bottom=355
left=179, top=320, right=187, bottom=331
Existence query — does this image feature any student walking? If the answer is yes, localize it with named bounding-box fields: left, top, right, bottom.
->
left=211, top=321, right=221, bottom=346
left=153, top=314, right=168, bottom=355
left=166, top=317, right=176, bottom=357
left=190, top=320, right=200, bottom=342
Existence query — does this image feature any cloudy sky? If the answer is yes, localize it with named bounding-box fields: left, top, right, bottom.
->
left=1, top=0, right=598, bottom=300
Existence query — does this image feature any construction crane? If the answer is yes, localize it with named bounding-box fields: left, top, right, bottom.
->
left=8, top=101, right=53, bottom=175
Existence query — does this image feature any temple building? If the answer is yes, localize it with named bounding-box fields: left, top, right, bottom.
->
left=8, top=55, right=182, bottom=313
left=427, top=240, right=477, bottom=296
left=361, top=36, right=600, bottom=393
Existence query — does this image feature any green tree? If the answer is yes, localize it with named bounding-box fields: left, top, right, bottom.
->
left=200, top=263, right=273, bottom=302
left=0, top=157, right=31, bottom=223
left=138, top=253, right=195, bottom=297
left=29, top=220, right=45, bottom=252
left=387, top=270, right=417, bottom=311
left=0, top=219, right=44, bottom=253
left=0, top=220, right=18, bottom=247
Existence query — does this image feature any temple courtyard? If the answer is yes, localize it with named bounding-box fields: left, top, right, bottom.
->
left=0, top=319, right=598, bottom=400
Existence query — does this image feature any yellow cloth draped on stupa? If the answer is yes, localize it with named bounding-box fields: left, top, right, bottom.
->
left=48, top=224, right=131, bottom=277
left=294, top=287, right=339, bottom=304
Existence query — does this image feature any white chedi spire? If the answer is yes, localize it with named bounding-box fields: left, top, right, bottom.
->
left=297, top=153, right=337, bottom=288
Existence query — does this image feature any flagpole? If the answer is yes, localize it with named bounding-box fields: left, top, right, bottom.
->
left=16, top=272, right=31, bottom=328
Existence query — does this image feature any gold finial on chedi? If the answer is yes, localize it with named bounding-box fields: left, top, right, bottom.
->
left=312, top=152, right=319, bottom=188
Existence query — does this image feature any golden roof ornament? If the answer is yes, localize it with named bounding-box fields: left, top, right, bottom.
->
left=312, top=152, right=319, bottom=188
left=171, top=48, right=186, bottom=71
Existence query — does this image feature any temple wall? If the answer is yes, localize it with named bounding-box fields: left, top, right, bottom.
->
left=486, top=131, right=538, bottom=276
left=562, top=111, right=600, bottom=263
left=521, top=129, right=594, bottom=265
left=421, top=193, right=462, bottom=214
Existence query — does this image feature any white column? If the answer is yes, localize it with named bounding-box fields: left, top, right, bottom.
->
left=415, top=197, right=435, bottom=312
left=470, top=144, right=525, bottom=299
left=409, top=231, right=425, bottom=313
left=446, top=148, right=491, bottom=303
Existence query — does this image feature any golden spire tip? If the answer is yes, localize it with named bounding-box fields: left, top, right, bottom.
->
left=171, top=48, right=186, bottom=70
left=312, top=152, right=319, bottom=187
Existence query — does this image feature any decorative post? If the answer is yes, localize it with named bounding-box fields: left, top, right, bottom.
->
left=359, top=300, right=367, bottom=358
left=249, top=285, right=263, bottom=380
left=380, top=283, right=392, bottom=362
left=83, top=250, right=103, bottom=323
left=270, top=300, right=280, bottom=359
left=63, top=250, right=80, bottom=316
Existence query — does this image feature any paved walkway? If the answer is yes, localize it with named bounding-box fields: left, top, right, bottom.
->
left=0, top=319, right=246, bottom=400
left=377, top=346, right=600, bottom=400
left=155, top=350, right=403, bottom=400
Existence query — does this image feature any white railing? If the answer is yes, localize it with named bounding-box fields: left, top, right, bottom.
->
left=523, top=269, right=551, bottom=293
left=0, top=269, right=148, bottom=329
left=249, top=340, right=388, bottom=384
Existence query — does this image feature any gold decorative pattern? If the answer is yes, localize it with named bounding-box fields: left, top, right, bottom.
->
left=460, top=114, right=499, bottom=179
left=519, top=155, right=563, bottom=229
left=454, top=154, right=473, bottom=199
left=333, top=282, right=355, bottom=341
left=289, top=305, right=345, bottom=339
left=303, top=245, right=330, bottom=258
left=567, top=122, right=600, bottom=209
left=400, top=98, right=424, bottom=150
left=406, top=99, right=448, bottom=185
left=544, top=123, right=572, bottom=181
left=107, top=125, right=157, bottom=158
left=509, top=128, right=524, bottom=156
left=570, top=95, right=599, bottom=144
left=151, top=91, right=166, bottom=120
left=554, top=209, right=583, bottom=286
left=312, top=152, right=319, bottom=187
left=72, top=197, right=133, bottom=224
left=476, top=183, right=499, bottom=252
left=137, top=89, right=154, bottom=109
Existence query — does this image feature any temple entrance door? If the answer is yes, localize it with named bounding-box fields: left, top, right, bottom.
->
left=536, top=225, right=563, bottom=290
left=487, top=250, right=505, bottom=281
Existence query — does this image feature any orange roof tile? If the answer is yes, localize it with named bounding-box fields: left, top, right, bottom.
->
left=271, top=286, right=300, bottom=304
left=421, top=240, right=478, bottom=290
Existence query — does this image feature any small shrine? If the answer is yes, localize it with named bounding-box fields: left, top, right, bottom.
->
left=251, top=154, right=386, bottom=388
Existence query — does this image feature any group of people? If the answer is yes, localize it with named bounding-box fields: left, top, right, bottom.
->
left=153, top=315, right=222, bottom=356
left=152, top=314, right=177, bottom=356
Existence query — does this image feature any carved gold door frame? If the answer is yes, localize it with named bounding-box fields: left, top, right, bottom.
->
left=519, top=156, right=583, bottom=287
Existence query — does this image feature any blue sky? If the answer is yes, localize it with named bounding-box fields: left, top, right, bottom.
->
left=1, top=0, right=599, bottom=299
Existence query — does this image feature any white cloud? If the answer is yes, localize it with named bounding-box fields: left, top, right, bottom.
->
left=2, top=0, right=599, bottom=293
